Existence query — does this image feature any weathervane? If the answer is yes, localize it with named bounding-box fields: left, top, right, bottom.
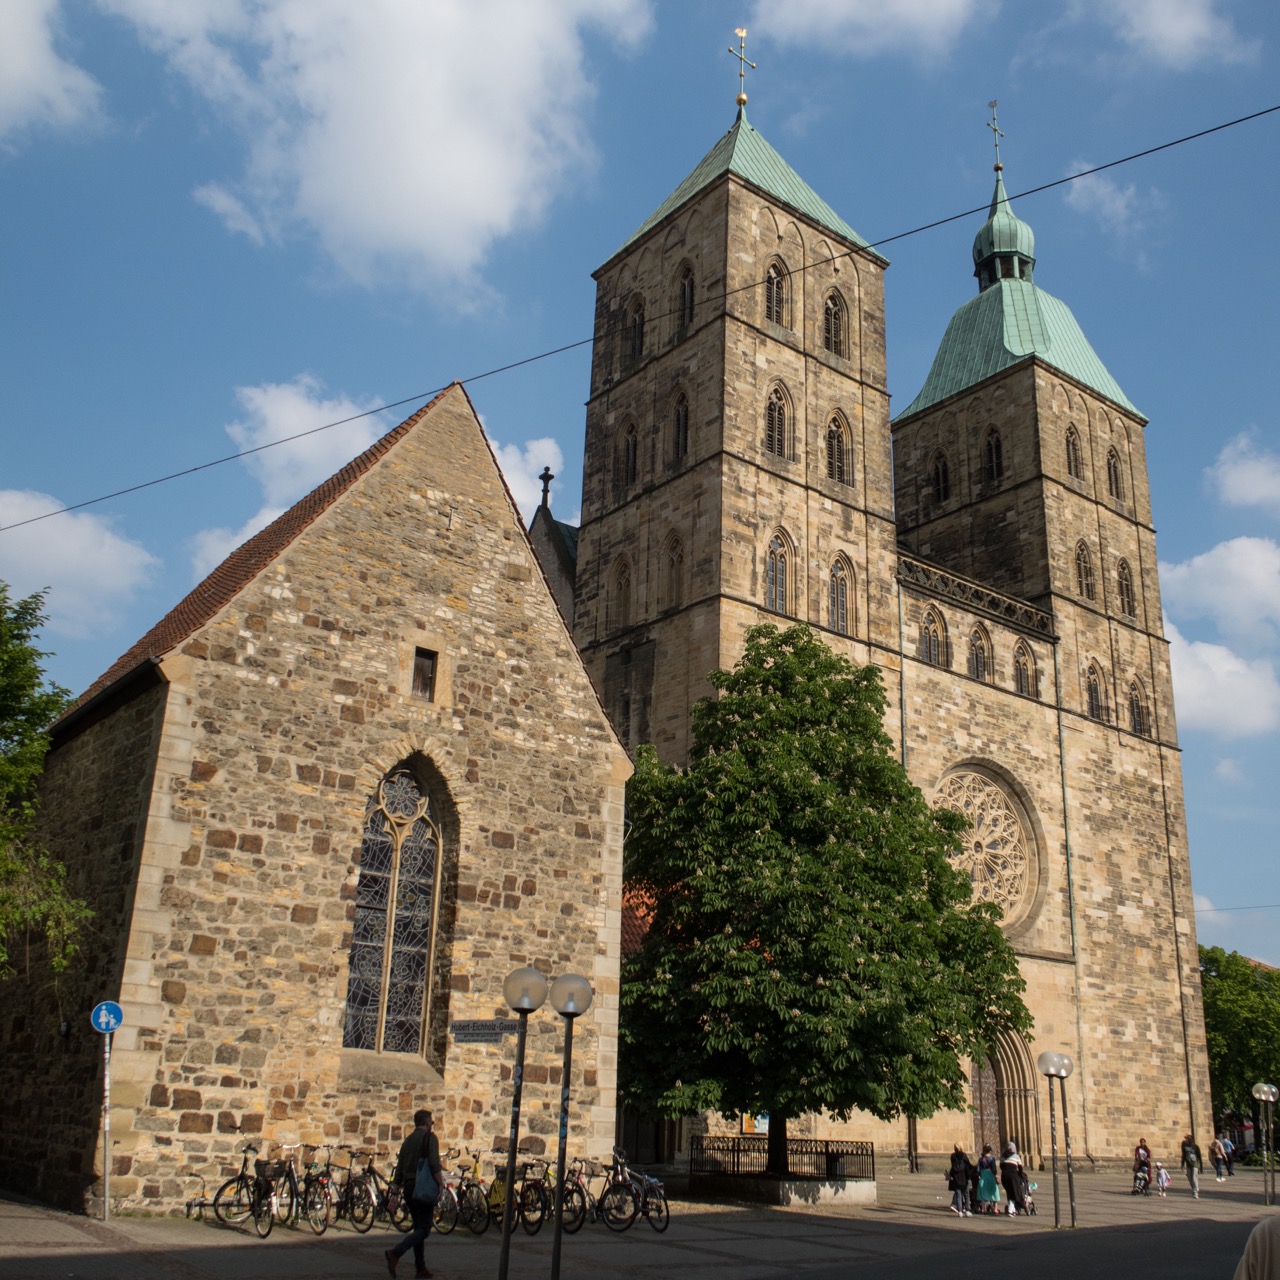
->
left=728, top=28, right=756, bottom=107
left=987, top=99, right=1005, bottom=171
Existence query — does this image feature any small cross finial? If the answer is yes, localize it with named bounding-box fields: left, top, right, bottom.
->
left=728, top=28, right=756, bottom=108
left=539, top=465, right=554, bottom=508
left=987, top=100, right=1005, bottom=172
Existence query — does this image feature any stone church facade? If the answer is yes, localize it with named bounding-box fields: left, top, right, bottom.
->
left=1, top=385, right=630, bottom=1211
left=544, top=105, right=1211, bottom=1165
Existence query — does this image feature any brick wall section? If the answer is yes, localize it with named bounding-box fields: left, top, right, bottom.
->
left=13, top=386, right=630, bottom=1212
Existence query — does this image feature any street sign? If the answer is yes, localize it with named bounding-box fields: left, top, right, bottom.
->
left=452, top=1018, right=519, bottom=1044
left=91, top=1001, right=124, bottom=1033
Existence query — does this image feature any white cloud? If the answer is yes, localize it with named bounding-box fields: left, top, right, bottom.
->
left=489, top=436, right=567, bottom=528
left=100, top=0, right=649, bottom=289
left=0, top=0, right=102, bottom=141
left=749, top=0, right=993, bottom=57
left=1195, top=893, right=1280, bottom=966
left=1091, top=0, right=1258, bottom=69
left=0, top=490, right=158, bottom=637
left=189, top=375, right=383, bottom=578
left=1207, top=432, right=1280, bottom=518
left=1161, top=538, right=1280, bottom=652
left=1165, top=618, right=1280, bottom=738
left=1062, top=160, right=1166, bottom=263
left=1212, top=757, right=1245, bottom=785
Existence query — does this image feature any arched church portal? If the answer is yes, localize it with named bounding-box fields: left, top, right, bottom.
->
left=971, top=1030, right=1041, bottom=1167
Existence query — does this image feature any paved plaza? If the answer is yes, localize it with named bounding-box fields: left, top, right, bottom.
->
left=1, top=1166, right=1276, bottom=1279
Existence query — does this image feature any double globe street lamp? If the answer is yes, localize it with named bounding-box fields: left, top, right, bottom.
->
left=1036, top=1050, right=1077, bottom=1228
left=1252, top=1081, right=1278, bottom=1207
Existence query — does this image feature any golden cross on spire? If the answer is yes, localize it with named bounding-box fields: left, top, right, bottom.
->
left=987, top=99, right=1005, bottom=171
left=728, top=28, right=756, bottom=107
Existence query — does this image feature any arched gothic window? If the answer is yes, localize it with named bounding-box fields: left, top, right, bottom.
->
left=826, top=416, right=850, bottom=484
left=1086, top=664, right=1108, bottom=722
left=677, top=266, right=695, bottom=338
left=1066, top=426, right=1083, bottom=480
left=609, top=559, right=632, bottom=631
left=766, top=534, right=790, bottom=615
left=765, top=387, right=788, bottom=458
left=932, top=451, right=951, bottom=503
left=984, top=429, right=1004, bottom=482
left=765, top=261, right=788, bottom=326
left=1013, top=642, right=1037, bottom=698
left=1117, top=558, right=1136, bottom=618
left=968, top=627, right=992, bottom=682
left=920, top=610, right=947, bottom=666
left=672, top=392, right=689, bottom=463
left=624, top=297, right=645, bottom=367
left=663, top=535, right=684, bottom=611
left=823, top=291, right=846, bottom=357
left=1129, top=681, right=1151, bottom=737
left=1075, top=541, right=1095, bottom=600
left=828, top=559, right=850, bottom=635
left=623, top=424, right=639, bottom=487
left=343, top=767, right=443, bottom=1055
left=1107, top=448, right=1125, bottom=500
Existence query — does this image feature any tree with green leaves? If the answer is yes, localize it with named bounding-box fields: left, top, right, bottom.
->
left=1199, top=945, right=1280, bottom=1129
left=0, top=583, right=89, bottom=977
left=620, top=623, right=1031, bottom=1174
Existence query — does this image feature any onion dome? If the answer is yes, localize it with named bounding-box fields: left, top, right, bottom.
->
left=972, top=169, right=1036, bottom=291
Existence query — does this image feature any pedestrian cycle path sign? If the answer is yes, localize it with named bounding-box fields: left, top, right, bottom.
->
left=91, top=1001, right=124, bottom=1033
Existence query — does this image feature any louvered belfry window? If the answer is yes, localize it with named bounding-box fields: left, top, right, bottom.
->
left=343, top=769, right=442, bottom=1055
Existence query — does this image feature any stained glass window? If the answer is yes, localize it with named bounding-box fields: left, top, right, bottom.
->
left=343, top=769, right=442, bottom=1055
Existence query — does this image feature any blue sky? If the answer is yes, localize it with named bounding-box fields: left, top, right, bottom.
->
left=3, top=0, right=1279, bottom=962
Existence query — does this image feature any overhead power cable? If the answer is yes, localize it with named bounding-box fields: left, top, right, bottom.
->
left=1, top=101, right=1277, bottom=537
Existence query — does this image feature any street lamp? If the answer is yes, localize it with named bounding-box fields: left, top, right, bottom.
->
left=548, top=973, right=593, bottom=1280
left=1252, top=1081, right=1278, bottom=1207
left=497, top=966, right=548, bottom=1280
left=1036, top=1050, right=1076, bottom=1227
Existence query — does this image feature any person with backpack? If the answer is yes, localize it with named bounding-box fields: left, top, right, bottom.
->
left=386, top=1108, right=442, bottom=1279
left=1181, top=1132, right=1204, bottom=1200
left=948, top=1143, right=974, bottom=1216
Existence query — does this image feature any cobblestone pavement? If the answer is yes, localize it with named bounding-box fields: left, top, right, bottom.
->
left=1, top=1167, right=1276, bottom=1279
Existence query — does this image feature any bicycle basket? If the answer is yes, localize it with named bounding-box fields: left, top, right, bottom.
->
left=254, top=1159, right=290, bottom=1179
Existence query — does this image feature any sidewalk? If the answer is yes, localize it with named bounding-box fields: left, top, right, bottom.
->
left=1, top=1166, right=1275, bottom=1280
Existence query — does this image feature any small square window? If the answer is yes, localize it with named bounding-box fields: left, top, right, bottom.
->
left=412, top=648, right=438, bottom=700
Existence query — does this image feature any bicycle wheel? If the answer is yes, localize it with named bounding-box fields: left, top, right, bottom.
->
left=460, top=1184, right=490, bottom=1235
left=348, top=1177, right=375, bottom=1233
left=388, top=1185, right=411, bottom=1233
left=560, top=1183, right=587, bottom=1234
left=645, top=1188, right=670, bottom=1233
left=252, top=1184, right=274, bottom=1238
left=600, top=1182, right=638, bottom=1232
left=274, top=1177, right=296, bottom=1226
left=518, top=1180, right=546, bottom=1235
left=213, top=1175, right=254, bottom=1225
left=305, top=1180, right=331, bottom=1235
left=434, top=1187, right=459, bottom=1234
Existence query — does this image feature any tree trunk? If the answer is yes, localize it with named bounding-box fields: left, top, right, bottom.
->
left=766, top=1114, right=789, bottom=1177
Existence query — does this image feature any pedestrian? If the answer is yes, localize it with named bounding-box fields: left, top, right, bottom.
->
left=1180, top=1132, right=1204, bottom=1200
left=385, top=1108, right=442, bottom=1279
left=1155, top=1161, right=1171, bottom=1196
left=976, top=1144, right=1001, bottom=1214
left=948, top=1143, right=973, bottom=1216
left=1210, top=1134, right=1229, bottom=1182
left=1133, top=1137, right=1152, bottom=1194
left=1000, top=1141, right=1026, bottom=1216
left=1233, top=1214, right=1280, bottom=1279
left=1223, top=1133, right=1236, bottom=1176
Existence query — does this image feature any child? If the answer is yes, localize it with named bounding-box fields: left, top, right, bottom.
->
left=1155, top=1161, right=1171, bottom=1196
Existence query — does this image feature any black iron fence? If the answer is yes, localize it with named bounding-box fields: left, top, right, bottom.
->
left=689, top=1135, right=875, bottom=1182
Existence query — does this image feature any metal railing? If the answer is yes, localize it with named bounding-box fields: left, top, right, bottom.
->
left=689, top=1136, right=874, bottom=1182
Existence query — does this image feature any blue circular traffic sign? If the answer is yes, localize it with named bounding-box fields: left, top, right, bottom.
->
left=90, top=1001, right=124, bottom=1033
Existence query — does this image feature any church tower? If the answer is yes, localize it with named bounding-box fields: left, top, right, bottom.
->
left=573, top=102, right=896, bottom=763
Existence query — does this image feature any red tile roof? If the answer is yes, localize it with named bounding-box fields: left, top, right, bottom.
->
left=621, top=888, right=653, bottom=957
left=67, top=386, right=452, bottom=716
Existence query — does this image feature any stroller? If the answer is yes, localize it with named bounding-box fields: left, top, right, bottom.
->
left=1132, top=1163, right=1151, bottom=1196
left=1019, top=1170, right=1038, bottom=1216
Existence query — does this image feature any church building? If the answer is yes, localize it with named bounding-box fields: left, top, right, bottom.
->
left=534, top=100, right=1211, bottom=1165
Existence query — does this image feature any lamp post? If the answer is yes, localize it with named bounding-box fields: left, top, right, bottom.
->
left=548, top=973, right=593, bottom=1280
left=497, top=966, right=548, bottom=1280
left=1253, top=1081, right=1279, bottom=1207
left=1036, top=1051, right=1076, bottom=1227
left=1036, top=1050, right=1063, bottom=1229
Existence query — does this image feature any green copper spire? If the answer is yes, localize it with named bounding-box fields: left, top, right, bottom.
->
left=896, top=166, right=1140, bottom=420
left=611, top=107, right=875, bottom=260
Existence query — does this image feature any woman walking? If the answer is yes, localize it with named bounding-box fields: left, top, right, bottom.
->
left=1000, top=1141, right=1026, bottom=1216
left=976, top=1144, right=1001, bottom=1214
left=948, top=1144, right=974, bottom=1216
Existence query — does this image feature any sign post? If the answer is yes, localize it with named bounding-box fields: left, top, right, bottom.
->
left=91, top=1001, right=124, bottom=1221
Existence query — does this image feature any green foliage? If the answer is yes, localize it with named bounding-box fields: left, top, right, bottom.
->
left=0, top=583, right=88, bottom=976
left=1199, top=945, right=1280, bottom=1121
left=620, top=623, right=1031, bottom=1129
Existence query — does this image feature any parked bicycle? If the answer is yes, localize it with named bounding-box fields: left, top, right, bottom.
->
left=354, top=1148, right=410, bottom=1232
left=269, top=1143, right=305, bottom=1226
left=300, top=1146, right=333, bottom=1235
left=212, top=1140, right=274, bottom=1238
left=330, top=1146, right=375, bottom=1232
